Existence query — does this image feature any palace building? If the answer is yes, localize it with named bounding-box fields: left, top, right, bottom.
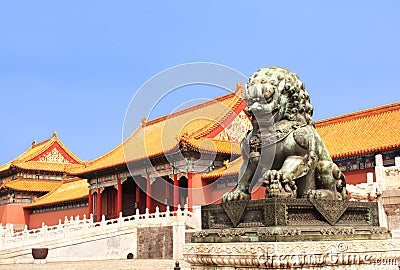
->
left=0, top=87, right=399, bottom=230
left=0, top=132, right=88, bottom=230
left=73, top=87, right=249, bottom=221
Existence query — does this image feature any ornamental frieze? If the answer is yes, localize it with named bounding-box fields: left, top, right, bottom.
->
left=214, top=111, right=252, bottom=142
left=38, top=147, right=71, bottom=163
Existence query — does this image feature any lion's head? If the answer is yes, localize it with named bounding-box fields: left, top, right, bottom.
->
left=244, top=66, right=314, bottom=126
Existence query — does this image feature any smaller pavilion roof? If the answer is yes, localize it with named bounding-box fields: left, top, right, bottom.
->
left=24, top=178, right=88, bottom=208
left=0, top=178, right=60, bottom=193
left=0, top=131, right=85, bottom=175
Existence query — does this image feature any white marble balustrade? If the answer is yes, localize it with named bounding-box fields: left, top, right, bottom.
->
left=0, top=204, right=199, bottom=252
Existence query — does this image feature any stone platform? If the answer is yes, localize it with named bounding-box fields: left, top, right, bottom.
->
left=184, top=198, right=394, bottom=269
left=184, top=239, right=400, bottom=269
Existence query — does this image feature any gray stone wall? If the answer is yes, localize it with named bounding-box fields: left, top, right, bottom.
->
left=137, top=226, right=173, bottom=259
left=185, top=231, right=194, bottom=243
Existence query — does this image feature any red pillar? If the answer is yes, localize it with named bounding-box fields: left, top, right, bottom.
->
left=135, top=182, right=140, bottom=210
left=88, top=190, right=93, bottom=216
left=117, top=179, right=122, bottom=216
left=188, top=172, right=193, bottom=212
left=173, top=174, right=179, bottom=210
left=96, top=188, right=102, bottom=222
left=164, top=176, right=170, bottom=207
left=146, top=174, right=152, bottom=212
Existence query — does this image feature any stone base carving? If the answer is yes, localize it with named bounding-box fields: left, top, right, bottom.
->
left=189, top=198, right=393, bottom=268
left=184, top=240, right=400, bottom=269
left=201, top=198, right=381, bottom=229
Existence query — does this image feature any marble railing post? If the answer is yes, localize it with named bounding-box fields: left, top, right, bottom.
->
left=395, top=157, right=400, bottom=167
left=173, top=204, right=186, bottom=260
left=375, top=154, right=386, bottom=191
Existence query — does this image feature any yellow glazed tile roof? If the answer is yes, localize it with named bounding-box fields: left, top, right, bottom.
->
left=24, top=178, right=88, bottom=208
left=74, top=91, right=244, bottom=174
left=0, top=132, right=85, bottom=174
left=202, top=157, right=243, bottom=180
left=203, top=102, right=400, bottom=179
left=316, top=102, right=400, bottom=159
left=1, top=179, right=60, bottom=192
left=181, top=138, right=241, bottom=155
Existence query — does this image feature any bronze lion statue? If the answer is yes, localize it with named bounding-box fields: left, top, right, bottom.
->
left=223, top=66, right=348, bottom=202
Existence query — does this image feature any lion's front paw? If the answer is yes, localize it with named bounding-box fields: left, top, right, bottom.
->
left=262, top=170, right=293, bottom=186
left=262, top=170, right=296, bottom=198
left=306, top=189, right=335, bottom=200
left=222, top=189, right=251, bottom=202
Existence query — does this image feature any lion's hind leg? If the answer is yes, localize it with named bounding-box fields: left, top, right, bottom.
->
left=313, top=160, right=339, bottom=200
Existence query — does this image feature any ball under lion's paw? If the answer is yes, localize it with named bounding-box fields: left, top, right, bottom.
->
left=222, top=189, right=251, bottom=202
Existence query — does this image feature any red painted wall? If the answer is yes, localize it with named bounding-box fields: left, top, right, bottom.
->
left=192, top=174, right=208, bottom=205
left=27, top=207, right=88, bottom=229
left=343, top=168, right=374, bottom=185
left=0, top=204, right=28, bottom=227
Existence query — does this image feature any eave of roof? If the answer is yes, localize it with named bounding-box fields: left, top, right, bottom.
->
left=24, top=178, right=88, bottom=208
left=0, top=178, right=61, bottom=192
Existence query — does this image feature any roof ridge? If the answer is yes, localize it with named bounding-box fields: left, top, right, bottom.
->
left=46, top=138, right=83, bottom=164
left=31, top=137, right=52, bottom=148
left=316, top=101, right=400, bottom=127
left=11, top=136, right=55, bottom=163
left=77, top=127, right=136, bottom=170
left=191, top=94, right=243, bottom=139
left=144, top=92, right=238, bottom=127
left=85, top=144, right=123, bottom=166
left=14, top=178, right=62, bottom=183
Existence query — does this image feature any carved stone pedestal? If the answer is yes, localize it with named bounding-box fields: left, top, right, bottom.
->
left=184, top=240, right=400, bottom=269
left=193, top=198, right=390, bottom=242
left=184, top=198, right=394, bottom=269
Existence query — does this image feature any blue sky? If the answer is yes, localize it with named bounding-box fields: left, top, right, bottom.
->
left=0, top=1, right=399, bottom=165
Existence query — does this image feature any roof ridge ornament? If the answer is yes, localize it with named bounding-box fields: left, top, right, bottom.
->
left=53, top=131, right=57, bottom=137
left=235, top=83, right=245, bottom=98
left=141, top=116, right=147, bottom=127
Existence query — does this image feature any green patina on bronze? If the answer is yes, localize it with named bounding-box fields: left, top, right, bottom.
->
left=223, top=66, right=347, bottom=202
